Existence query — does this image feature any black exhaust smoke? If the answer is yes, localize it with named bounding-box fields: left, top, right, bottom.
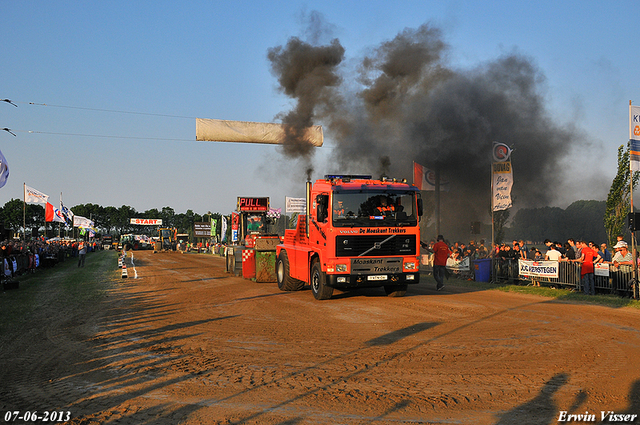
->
left=268, top=13, right=576, bottom=238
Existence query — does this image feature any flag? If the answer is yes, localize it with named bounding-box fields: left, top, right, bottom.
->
left=221, top=216, right=227, bottom=242
left=24, top=185, right=49, bottom=204
left=73, top=215, right=94, bottom=229
left=210, top=218, right=217, bottom=237
left=60, top=200, right=74, bottom=225
left=0, top=149, right=9, bottom=189
left=630, top=104, right=640, bottom=171
left=413, top=162, right=450, bottom=191
left=267, top=208, right=281, bottom=218
left=45, top=203, right=65, bottom=223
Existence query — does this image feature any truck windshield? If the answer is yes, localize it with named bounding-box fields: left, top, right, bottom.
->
left=332, top=190, right=418, bottom=227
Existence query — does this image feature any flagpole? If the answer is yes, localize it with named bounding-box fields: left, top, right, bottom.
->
left=489, top=162, right=496, bottom=262
left=631, top=100, right=638, bottom=299
left=22, top=183, right=26, bottom=242
left=435, top=166, right=441, bottom=237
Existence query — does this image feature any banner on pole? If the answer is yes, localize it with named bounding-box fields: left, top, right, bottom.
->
left=492, top=161, right=513, bottom=211
left=221, top=216, right=228, bottom=242
left=413, top=162, right=450, bottom=191
left=630, top=104, right=640, bottom=171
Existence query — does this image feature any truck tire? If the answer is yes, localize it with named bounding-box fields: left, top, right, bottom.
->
left=311, top=261, right=333, bottom=300
left=384, top=284, right=407, bottom=297
left=276, top=251, right=305, bottom=291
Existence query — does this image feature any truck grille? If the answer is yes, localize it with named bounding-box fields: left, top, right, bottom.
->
left=336, top=235, right=416, bottom=257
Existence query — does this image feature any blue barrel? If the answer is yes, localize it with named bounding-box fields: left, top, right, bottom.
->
left=474, top=259, right=491, bottom=282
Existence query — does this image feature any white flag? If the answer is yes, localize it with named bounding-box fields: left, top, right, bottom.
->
left=286, top=197, right=306, bottom=213
left=24, top=185, right=49, bottom=204
left=73, top=215, right=94, bottom=229
left=0, top=150, right=9, bottom=189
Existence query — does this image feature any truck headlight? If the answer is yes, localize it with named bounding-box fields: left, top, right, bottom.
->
left=336, top=264, right=347, bottom=272
left=404, top=262, right=416, bottom=270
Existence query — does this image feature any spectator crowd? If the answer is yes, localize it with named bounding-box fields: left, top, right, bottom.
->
left=2, top=238, right=101, bottom=282
left=421, top=235, right=636, bottom=296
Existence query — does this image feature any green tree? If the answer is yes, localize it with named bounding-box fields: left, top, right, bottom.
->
left=160, top=207, right=175, bottom=228
left=0, top=198, right=25, bottom=232
left=604, top=143, right=639, bottom=246
left=102, top=206, right=118, bottom=235
left=113, top=205, right=137, bottom=234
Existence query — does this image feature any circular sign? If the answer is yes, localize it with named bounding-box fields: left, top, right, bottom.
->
left=493, top=142, right=512, bottom=162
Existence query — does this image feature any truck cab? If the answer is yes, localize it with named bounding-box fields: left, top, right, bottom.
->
left=276, top=175, right=423, bottom=300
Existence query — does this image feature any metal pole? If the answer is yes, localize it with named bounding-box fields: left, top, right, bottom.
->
left=491, top=162, right=495, bottom=281
left=631, top=100, right=639, bottom=299
left=22, top=183, right=26, bottom=242
left=435, top=167, right=441, bottom=237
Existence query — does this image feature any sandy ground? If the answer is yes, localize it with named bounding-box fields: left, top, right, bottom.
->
left=1, top=250, right=640, bottom=425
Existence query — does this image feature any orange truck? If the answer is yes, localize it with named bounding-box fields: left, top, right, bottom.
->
left=276, top=174, right=423, bottom=300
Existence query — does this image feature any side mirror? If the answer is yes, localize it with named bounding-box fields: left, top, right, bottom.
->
left=417, top=198, right=423, bottom=217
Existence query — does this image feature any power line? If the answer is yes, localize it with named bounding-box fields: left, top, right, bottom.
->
left=16, top=129, right=195, bottom=143
left=2, top=98, right=197, bottom=142
left=5, top=98, right=195, bottom=119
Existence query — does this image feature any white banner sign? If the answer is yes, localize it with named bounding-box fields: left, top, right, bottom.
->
left=492, top=161, right=513, bottom=211
left=629, top=104, right=640, bottom=141
left=286, top=197, right=306, bottom=213
left=130, top=218, right=163, bottom=225
left=518, top=259, right=559, bottom=278
left=446, top=256, right=470, bottom=271
left=595, top=262, right=609, bottom=277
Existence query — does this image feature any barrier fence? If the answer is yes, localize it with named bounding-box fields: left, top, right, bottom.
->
left=420, top=255, right=636, bottom=296
left=494, top=258, right=635, bottom=295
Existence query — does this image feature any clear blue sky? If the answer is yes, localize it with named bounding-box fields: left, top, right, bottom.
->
left=1, top=1, right=637, bottom=217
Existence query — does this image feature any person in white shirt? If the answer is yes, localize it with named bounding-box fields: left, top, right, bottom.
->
left=545, top=245, right=562, bottom=261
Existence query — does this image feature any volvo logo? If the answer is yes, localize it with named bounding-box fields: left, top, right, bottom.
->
left=374, top=242, right=381, bottom=249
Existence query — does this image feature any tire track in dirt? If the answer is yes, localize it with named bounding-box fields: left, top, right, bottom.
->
left=4, top=250, right=640, bottom=424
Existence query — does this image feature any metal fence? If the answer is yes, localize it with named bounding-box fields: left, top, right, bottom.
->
left=420, top=257, right=636, bottom=296
left=493, top=258, right=635, bottom=295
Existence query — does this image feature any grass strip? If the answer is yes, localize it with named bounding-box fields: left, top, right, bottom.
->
left=0, top=250, right=120, bottom=334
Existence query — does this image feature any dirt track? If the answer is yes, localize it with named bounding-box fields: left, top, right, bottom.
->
left=2, top=250, right=640, bottom=425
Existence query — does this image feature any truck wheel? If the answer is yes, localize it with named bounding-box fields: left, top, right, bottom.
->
left=311, top=261, right=333, bottom=300
left=276, top=251, right=305, bottom=291
left=384, top=284, right=407, bottom=297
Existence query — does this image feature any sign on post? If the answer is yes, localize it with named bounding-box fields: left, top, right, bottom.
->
left=194, top=222, right=211, bottom=237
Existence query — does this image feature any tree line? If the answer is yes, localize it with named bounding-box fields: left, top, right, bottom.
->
left=0, top=199, right=222, bottom=238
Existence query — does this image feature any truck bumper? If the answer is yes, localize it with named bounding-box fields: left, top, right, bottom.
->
left=326, top=272, right=420, bottom=289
